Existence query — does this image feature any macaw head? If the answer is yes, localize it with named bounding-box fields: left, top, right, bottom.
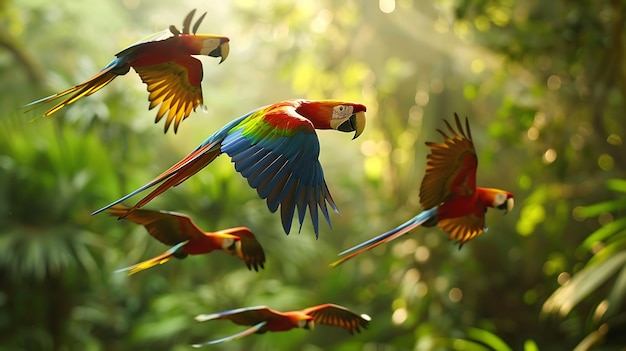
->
left=214, top=233, right=242, bottom=254
left=171, top=10, right=231, bottom=64
left=297, top=316, right=315, bottom=331
left=296, top=100, right=367, bottom=139
left=488, top=189, right=514, bottom=214
left=198, top=36, right=230, bottom=63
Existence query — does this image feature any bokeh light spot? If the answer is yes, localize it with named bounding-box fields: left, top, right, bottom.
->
left=413, top=245, right=430, bottom=262
left=449, top=287, right=463, bottom=302
left=527, top=127, right=539, bottom=140
left=379, top=0, right=396, bottom=14
left=543, top=149, right=557, bottom=164
left=607, top=134, right=622, bottom=146
left=547, top=75, right=561, bottom=90
left=598, top=154, right=614, bottom=171
left=557, top=272, right=570, bottom=285
left=471, top=59, right=485, bottom=74
left=391, top=307, right=407, bottom=325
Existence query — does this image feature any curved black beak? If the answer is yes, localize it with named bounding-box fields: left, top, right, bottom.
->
left=336, top=111, right=366, bottom=139
left=209, top=39, right=230, bottom=64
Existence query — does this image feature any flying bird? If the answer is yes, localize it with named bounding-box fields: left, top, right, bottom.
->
left=330, top=114, right=514, bottom=267
left=192, top=303, right=370, bottom=346
left=107, top=204, right=265, bottom=274
left=24, top=9, right=230, bottom=133
left=93, top=99, right=367, bottom=237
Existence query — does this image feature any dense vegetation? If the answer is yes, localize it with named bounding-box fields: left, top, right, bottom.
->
left=1, top=0, right=624, bottom=350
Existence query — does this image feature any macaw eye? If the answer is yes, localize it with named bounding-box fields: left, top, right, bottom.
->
left=200, top=38, right=220, bottom=55
left=332, top=105, right=354, bottom=120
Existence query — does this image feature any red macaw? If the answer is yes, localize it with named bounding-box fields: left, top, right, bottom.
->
left=24, top=9, right=230, bottom=133
left=92, top=99, right=367, bottom=237
left=330, top=114, right=514, bottom=267
left=106, top=204, right=265, bottom=274
left=191, top=303, right=370, bottom=346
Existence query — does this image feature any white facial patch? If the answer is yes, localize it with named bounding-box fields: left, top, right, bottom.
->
left=332, top=105, right=354, bottom=121
left=494, top=193, right=507, bottom=207
left=200, top=38, right=220, bottom=55
left=221, top=237, right=235, bottom=250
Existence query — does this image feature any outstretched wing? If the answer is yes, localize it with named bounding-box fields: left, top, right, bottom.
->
left=438, top=214, right=485, bottom=246
left=134, top=56, right=203, bottom=133
left=419, top=114, right=477, bottom=209
left=221, top=104, right=338, bottom=237
left=116, top=29, right=175, bottom=57
left=106, top=204, right=204, bottom=245
left=219, top=227, right=266, bottom=271
left=302, top=304, right=370, bottom=334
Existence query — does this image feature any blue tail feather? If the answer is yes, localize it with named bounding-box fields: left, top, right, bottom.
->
left=338, top=207, right=439, bottom=256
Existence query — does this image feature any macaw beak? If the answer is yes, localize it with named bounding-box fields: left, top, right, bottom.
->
left=505, top=197, right=514, bottom=214
left=216, top=233, right=241, bottom=252
left=209, top=39, right=230, bottom=64
left=497, top=197, right=514, bottom=214
left=335, top=111, right=366, bottom=139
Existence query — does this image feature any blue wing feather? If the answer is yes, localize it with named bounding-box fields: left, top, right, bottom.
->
left=221, top=127, right=334, bottom=237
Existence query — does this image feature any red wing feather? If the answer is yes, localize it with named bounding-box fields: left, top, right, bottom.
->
left=301, top=304, right=370, bottom=334
left=419, top=114, right=477, bottom=209
left=438, top=215, right=485, bottom=246
left=107, top=204, right=204, bottom=244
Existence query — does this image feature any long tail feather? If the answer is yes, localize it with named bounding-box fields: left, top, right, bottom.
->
left=191, top=321, right=267, bottom=347
left=91, top=141, right=220, bottom=216
left=23, top=61, right=122, bottom=119
left=329, top=207, right=438, bottom=268
left=114, top=241, right=188, bottom=275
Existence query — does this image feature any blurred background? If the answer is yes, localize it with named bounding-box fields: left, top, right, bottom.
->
left=1, top=0, right=625, bottom=350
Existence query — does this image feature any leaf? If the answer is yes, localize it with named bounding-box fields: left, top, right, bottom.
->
left=542, top=251, right=626, bottom=316
left=465, top=327, right=514, bottom=351
left=601, top=262, right=626, bottom=320
left=578, top=217, right=626, bottom=252
left=606, top=179, right=626, bottom=193
left=576, top=200, right=626, bottom=219
left=524, top=339, right=540, bottom=351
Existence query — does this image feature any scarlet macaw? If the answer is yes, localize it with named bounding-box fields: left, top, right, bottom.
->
left=24, top=9, right=230, bottom=133
left=93, top=99, right=367, bottom=237
left=191, top=303, right=370, bottom=346
left=106, top=204, right=265, bottom=274
left=330, top=114, right=514, bottom=267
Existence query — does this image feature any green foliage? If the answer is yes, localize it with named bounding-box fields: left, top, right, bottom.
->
left=543, top=179, right=626, bottom=350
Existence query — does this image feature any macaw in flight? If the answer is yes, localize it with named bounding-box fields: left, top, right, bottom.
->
left=107, top=204, right=265, bottom=274
left=191, top=303, right=370, bottom=347
left=330, top=114, right=514, bottom=267
left=93, top=99, right=367, bottom=238
left=24, top=9, right=230, bottom=133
